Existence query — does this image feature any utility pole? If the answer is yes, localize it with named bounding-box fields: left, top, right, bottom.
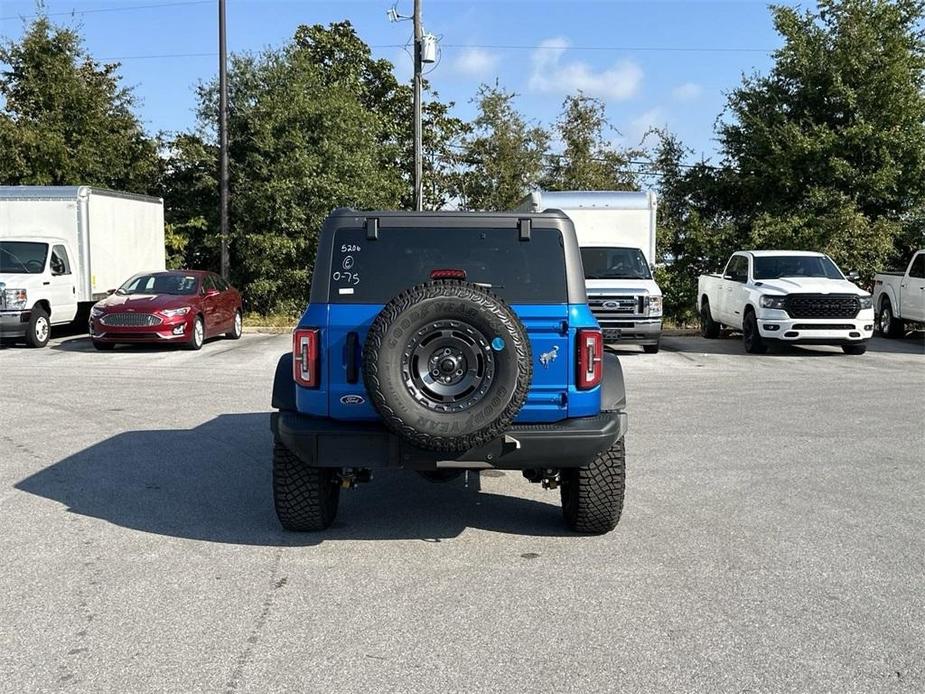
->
left=218, top=0, right=230, bottom=279
left=412, top=0, right=423, bottom=211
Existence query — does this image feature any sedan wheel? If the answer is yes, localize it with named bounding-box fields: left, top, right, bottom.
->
left=185, top=316, right=205, bottom=351
left=226, top=310, right=243, bottom=340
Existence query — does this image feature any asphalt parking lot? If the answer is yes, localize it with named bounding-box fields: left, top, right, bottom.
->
left=1, top=330, right=923, bottom=693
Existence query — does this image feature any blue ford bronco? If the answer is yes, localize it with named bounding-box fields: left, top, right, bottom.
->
left=270, top=209, right=628, bottom=533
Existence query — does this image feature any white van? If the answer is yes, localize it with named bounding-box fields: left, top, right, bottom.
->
left=515, top=190, right=663, bottom=353
left=0, top=186, right=165, bottom=347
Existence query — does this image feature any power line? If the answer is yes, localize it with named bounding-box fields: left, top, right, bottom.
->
left=0, top=1, right=211, bottom=22
left=438, top=43, right=774, bottom=54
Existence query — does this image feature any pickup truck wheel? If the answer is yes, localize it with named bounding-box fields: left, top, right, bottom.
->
left=25, top=306, right=50, bottom=348
left=878, top=299, right=904, bottom=338
left=272, top=442, right=340, bottom=531
left=364, top=280, right=531, bottom=452
left=742, top=312, right=767, bottom=354
left=700, top=300, right=721, bottom=339
left=560, top=438, right=626, bottom=534
left=642, top=342, right=660, bottom=354
left=842, top=344, right=867, bottom=355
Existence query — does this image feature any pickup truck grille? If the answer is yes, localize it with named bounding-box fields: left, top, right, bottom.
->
left=100, top=312, right=162, bottom=327
left=588, top=295, right=645, bottom=325
left=784, top=294, right=860, bottom=319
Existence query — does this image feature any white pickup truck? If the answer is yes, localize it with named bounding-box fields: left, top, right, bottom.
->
left=698, top=250, right=874, bottom=354
left=872, top=250, right=924, bottom=338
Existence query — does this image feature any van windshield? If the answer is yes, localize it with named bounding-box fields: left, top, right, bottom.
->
left=327, top=227, right=567, bottom=304
left=753, top=255, right=844, bottom=280
left=580, top=247, right=651, bottom=280
left=0, top=241, right=49, bottom=274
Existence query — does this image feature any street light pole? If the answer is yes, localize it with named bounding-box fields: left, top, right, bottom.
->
left=218, top=0, right=230, bottom=279
left=412, top=0, right=423, bottom=211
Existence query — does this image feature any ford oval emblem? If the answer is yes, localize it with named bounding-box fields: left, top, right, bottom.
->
left=340, top=394, right=366, bottom=405
left=603, top=300, right=619, bottom=310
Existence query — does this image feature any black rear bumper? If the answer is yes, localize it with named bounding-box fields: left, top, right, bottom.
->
left=271, top=410, right=627, bottom=471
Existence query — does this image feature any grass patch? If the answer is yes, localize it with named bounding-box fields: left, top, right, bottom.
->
left=243, top=312, right=298, bottom=329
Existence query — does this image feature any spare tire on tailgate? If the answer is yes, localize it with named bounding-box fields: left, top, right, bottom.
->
left=364, top=280, right=532, bottom=452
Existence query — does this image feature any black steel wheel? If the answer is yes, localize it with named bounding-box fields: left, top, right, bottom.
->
left=364, top=280, right=531, bottom=452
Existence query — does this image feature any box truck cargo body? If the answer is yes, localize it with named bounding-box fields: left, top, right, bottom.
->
left=514, top=190, right=663, bottom=352
left=0, top=186, right=165, bottom=347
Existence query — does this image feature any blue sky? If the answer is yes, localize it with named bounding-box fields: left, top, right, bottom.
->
left=0, top=0, right=797, bottom=161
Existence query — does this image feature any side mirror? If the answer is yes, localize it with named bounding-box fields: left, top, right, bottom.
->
left=847, top=270, right=861, bottom=281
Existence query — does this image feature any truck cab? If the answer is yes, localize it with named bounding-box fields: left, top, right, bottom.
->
left=514, top=191, right=663, bottom=353
left=271, top=210, right=628, bottom=534
left=0, top=237, right=79, bottom=347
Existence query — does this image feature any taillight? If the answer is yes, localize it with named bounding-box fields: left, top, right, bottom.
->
left=430, top=268, right=467, bottom=281
left=293, top=328, right=320, bottom=388
left=577, top=329, right=603, bottom=390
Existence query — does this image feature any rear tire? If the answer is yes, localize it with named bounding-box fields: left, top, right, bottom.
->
left=92, top=340, right=115, bottom=351
left=25, top=306, right=50, bottom=348
left=742, top=311, right=767, bottom=354
left=560, top=438, right=626, bottom=534
left=272, top=442, right=340, bottom=531
left=842, top=344, right=867, bottom=355
left=878, top=299, right=904, bottom=338
left=226, top=310, right=243, bottom=339
left=642, top=342, right=660, bottom=354
left=700, top=300, right=721, bottom=339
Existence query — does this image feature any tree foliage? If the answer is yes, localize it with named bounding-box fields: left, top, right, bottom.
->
left=543, top=94, right=642, bottom=192
left=456, top=85, right=549, bottom=211
left=0, top=17, right=159, bottom=191
left=655, top=0, right=925, bottom=321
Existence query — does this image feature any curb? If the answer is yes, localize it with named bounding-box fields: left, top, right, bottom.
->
left=243, top=326, right=293, bottom=335
left=662, top=328, right=701, bottom=336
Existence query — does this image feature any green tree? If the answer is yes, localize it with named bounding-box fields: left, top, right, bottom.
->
left=457, top=84, right=549, bottom=210
left=543, top=94, right=643, bottom=191
left=166, top=21, right=459, bottom=313
left=719, top=0, right=925, bottom=272
left=0, top=16, right=159, bottom=191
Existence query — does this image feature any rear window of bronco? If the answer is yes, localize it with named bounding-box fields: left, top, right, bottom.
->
left=328, top=226, right=568, bottom=304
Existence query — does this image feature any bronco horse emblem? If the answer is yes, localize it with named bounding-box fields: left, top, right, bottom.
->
left=539, top=345, right=559, bottom=368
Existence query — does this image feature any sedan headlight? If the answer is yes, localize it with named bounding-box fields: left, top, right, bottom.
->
left=647, top=295, right=663, bottom=317
left=3, top=288, right=28, bottom=310
left=759, top=295, right=787, bottom=310
left=90, top=305, right=105, bottom=318
left=858, top=295, right=873, bottom=310
left=159, top=307, right=192, bottom=318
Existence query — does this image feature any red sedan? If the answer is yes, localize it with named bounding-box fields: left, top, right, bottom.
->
left=88, top=270, right=242, bottom=351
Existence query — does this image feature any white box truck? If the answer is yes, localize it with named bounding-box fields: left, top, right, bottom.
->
left=0, top=186, right=165, bottom=347
left=515, top=190, right=663, bottom=352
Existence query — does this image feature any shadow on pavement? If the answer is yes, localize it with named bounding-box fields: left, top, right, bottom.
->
left=15, top=413, right=569, bottom=546
left=662, top=333, right=924, bottom=357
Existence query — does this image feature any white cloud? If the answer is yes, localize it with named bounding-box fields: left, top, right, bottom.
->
left=452, top=47, right=500, bottom=78
left=528, top=37, right=642, bottom=101
left=628, top=107, right=668, bottom=145
left=672, top=82, right=703, bottom=102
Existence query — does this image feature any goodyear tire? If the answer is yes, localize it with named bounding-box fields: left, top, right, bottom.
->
left=364, top=280, right=532, bottom=452
left=560, top=438, right=626, bottom=534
